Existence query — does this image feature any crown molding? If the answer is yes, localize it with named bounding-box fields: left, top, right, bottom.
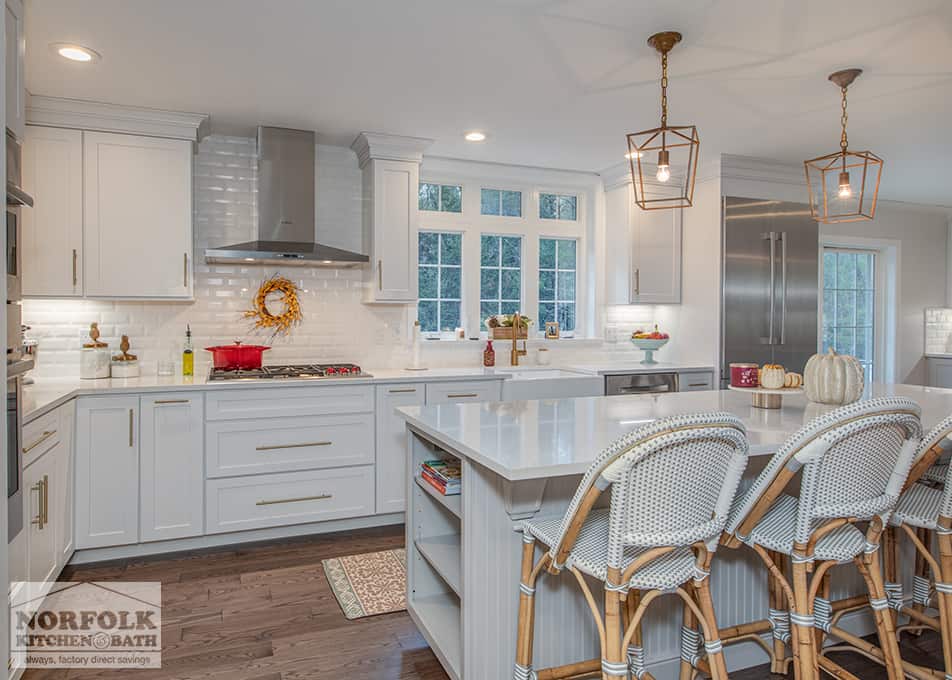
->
left=27, top=94, right=210, bottom=141
left=720, top=153, right=805, bottom=187
left=599, top=157, right=719, bottom=192
left=350, top=131, right=434, bottom=168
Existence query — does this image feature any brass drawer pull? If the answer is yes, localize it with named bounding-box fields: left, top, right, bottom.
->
left=388, top=388, right=417, bottom=394
left=688, top=383, right=709, bottom=388
left=23, top=429, right=56, bottom=454
left=154, top=399, right=189, bottom=405
left=447, top=393, right=479, bottom=399
left=256, top=441, right=332, bottom=452
left=256, top=493, right=332, bottom=506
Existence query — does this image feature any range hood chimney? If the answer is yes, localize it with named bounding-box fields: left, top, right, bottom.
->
left=204, top=126, right=369, bottom=267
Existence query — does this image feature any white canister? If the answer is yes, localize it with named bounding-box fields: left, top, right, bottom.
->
left=536, top=348, right=551, bottom=365
left=80, top=348, right=111, bottom=379
left=110, top=359, right=140, bottom=379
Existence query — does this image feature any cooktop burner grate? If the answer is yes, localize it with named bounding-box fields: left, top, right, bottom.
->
left=207, top=363, right=368, bottom=381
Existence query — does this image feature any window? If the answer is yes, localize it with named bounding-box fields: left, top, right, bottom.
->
left=418, top=231, right=462, bottom=333
left=419, top=183, right=462, bottom=213
left=480, top=235, right=522, bottom=322
left=481, top=188, right=522, bottom=217
left=539, top=237, right=576, bottom=334
left=539, top=193, right=577, bottom=221
left=822, top=247, right=876, bottom=383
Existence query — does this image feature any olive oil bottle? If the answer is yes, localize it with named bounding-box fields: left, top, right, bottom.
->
left=182, top=324, right=194, bottom=376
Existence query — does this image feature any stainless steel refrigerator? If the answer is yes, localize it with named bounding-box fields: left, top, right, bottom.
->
left=720, top=196, right=819, bottom=387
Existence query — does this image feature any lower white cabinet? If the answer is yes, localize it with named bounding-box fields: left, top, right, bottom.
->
left=140, top=394, right=204, bottom=542
left=928, top=358, right=952, bottom=389
left=679, top=371, right=715, bottom=392
left=424, top=380, right=502, bottom=405
left=375, top=384, right=426, bottom=514
left=24, top=449, right=57, bottom=585
left=205, top=466, right=374, bottom=534
left=54, top=403, right=75, bottom=566
left=75, top=396, right=139, bottom=549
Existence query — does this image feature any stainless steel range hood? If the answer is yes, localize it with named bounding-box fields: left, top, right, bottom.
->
left=204, top=126, right=368, bottom=267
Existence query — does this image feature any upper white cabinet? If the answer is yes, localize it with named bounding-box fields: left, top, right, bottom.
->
left=84, top=131, right=193, bottom=298
left=22, top=126, right=84, bottom=297
left=603, top=179, right=682, bottom=305
left=5, top=0, right=26, bottom=140
left=75, top=396, right=140, bottom=549
left=630, top=206, right=682, bottom=304
left=352, top=132, right=433, bottom=304
left=140, top=394, right=204, bottom=542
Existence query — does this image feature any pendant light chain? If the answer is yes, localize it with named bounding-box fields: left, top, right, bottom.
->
left=660, top=50, right=669, bottom=128
left=840, top=85, right=849, bottom=153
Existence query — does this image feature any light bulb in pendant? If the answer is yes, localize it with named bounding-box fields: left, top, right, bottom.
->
left=837, top=170, right=852, bottom=199
left=656, top=149, right=671, bottom=182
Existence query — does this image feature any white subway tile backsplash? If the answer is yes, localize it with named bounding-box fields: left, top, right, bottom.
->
left=925, top=307, right=952, bottom=354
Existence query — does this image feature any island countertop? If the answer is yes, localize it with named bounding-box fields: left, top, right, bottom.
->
left=397, top=383, right=952, bottom=481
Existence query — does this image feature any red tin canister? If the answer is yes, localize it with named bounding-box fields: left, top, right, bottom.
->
left=730, top=363, right=759, bottom=388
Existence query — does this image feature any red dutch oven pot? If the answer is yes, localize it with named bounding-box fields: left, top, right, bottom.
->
left=205, top=341, right=270, bottom=370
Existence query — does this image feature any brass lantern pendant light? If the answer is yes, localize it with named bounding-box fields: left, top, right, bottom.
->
left=804, top=68, right=883, bottom=223
left=626, top=31, right=699, bottom=211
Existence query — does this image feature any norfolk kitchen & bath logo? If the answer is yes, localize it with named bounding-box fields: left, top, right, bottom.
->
left=10, top=581, right=162, bottom=669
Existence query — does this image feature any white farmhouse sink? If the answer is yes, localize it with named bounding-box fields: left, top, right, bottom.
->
left=496, top=367, right=604, bottom=401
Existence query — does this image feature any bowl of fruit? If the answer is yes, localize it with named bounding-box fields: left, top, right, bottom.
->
left=630, top=326, right=670, bottom=365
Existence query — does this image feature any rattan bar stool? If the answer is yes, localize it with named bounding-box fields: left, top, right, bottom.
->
left=511, top=412, right=749, bottom=680
left=720, top=397, right=922, bottom=680
left=830, top=415, right=952, bottom=680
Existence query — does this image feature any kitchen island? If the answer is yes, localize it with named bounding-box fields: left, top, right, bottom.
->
left=397, top=384, right=952, bottom=679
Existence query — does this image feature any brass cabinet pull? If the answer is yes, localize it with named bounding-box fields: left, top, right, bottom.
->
left=688, top=383, right=708, bottom=388
left=184, top=253, right=189, bottom=288
left=154, top=399, right=189, bottom=405
left=447, top=393, right=479, bottom=399
left=42, top=475, right=49, bottom=527
left=30, top=477, right=46, bottom=530
left=388, top=388, right=417, bottom=394
left=23, top=429, right=56, bottom=454
left=72, top=249, right=78, bottom=286
left=634, top=268, right=640, bottom=296
left=256, top=493, right=332, bottom=506
left=378, top=259, right=383, bottom=290
left=256, top=441, right=332, bottom=452
left=129, top=409, right=134, bottom=447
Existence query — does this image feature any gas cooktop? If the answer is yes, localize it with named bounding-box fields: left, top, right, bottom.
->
left=207, top=363, right=369, bottom=381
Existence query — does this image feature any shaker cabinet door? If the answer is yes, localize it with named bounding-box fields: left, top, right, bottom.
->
left=22, top=126, right=85, bottom=297
left=630, top=206, right=682, bottom=304
left=364, top=159, right=418, bottom=303
left=140, top=394, right=204, bottom=542
left=75, top=396, right=139, bottom=549
left=83, top=131, right=193, bottom=299
left=375, top=383, right=425, bottom=514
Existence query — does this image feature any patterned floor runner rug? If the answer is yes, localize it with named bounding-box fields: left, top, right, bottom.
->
left=322, top=548, right=407, bottom=619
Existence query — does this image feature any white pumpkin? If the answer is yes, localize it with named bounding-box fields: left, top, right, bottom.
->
left=760, top=364, right=786, bottom=390
left=804, top=348, right=864, bottom=404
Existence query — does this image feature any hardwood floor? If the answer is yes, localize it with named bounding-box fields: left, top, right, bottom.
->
left=21, top=525, right=946, bottom=679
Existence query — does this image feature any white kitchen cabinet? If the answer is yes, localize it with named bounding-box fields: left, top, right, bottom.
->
left=678, top=371, right=715, bottom=392
left=630, top=206, right=682, bottom=304
left=54, top=402, right=75, bottom=566
left=603, top=181, right=682, bottom=305
left=75, top=396, right=139, bottom=549
left=352, top=132, right=432, bottom=304
left=928, top=358, right=952, bottom=389
left=22, top=126, right=84, bottom=297
left=4, top=0, right=26, bottom=140
left=139, top=394, right=204, bottom=542
left=375, top=383, right=426, bottom=514
left=425, top=380, right=502, bottom=406
left=24, top=448, right=57, bottom=585
left=83, top=131, right=193, bottom=299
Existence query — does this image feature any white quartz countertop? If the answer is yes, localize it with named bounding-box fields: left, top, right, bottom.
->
left=397, top=383, right=952, bottom=481
left=565, top=361, right=715, bottom=376
left=21, top=366, right=509, bottom=424
left=926, top=353, right=952, bottom=359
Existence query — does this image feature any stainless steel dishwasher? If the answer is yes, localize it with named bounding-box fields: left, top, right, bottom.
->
left=605, top=372, right=679, bottom=396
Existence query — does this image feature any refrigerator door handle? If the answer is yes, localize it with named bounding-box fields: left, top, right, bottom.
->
left=763, top=232, right=776, bottom=345
left=780, top=232, right=788, bottom=345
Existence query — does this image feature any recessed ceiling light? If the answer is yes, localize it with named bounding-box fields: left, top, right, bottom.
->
left=51, top=43, right=101, bottom=63
left=464, top=131, right=486, bottom=142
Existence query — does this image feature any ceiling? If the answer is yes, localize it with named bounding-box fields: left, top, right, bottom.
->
left=25, top=0, right=952, bottom=206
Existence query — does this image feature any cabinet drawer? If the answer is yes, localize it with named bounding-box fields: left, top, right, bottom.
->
left=205, top=385, right=373, bottom=421
left=22, top=408, right=62, bottom=467
left=679, top=372, right=714, bottom=392
left=205, top=466, right=374, bottom=534
left=206, top=414, right=375, bottom=478
left=425, top=380, right=502, bottom=405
